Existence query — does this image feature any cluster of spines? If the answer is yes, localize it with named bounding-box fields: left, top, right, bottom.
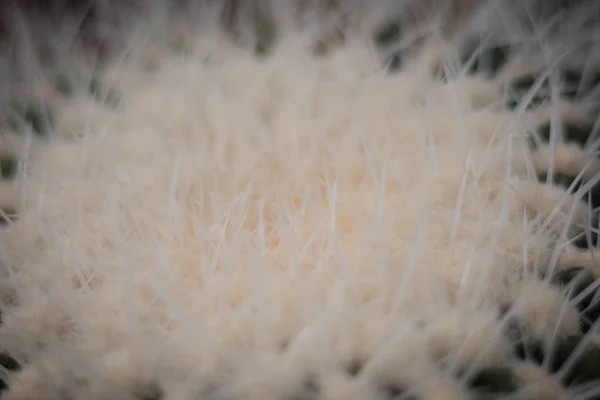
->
left=0, top=69, right=121, bottom=214
left=422, top=15, right=600, bottom=400
left=1, top=2, right=600, bottom=399
left=0, top=68, right=123, bottom=394
left=260, top=8, right=600, bottom=399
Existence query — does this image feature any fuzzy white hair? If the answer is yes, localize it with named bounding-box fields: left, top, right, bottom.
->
left=0, top=0, right=599, bottom=399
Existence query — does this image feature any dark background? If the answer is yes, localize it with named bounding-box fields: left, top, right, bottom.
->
left=0, top=0, right=595, bottom=59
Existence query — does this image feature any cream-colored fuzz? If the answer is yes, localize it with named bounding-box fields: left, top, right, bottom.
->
left=0, top=10, right=598, bottom=400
